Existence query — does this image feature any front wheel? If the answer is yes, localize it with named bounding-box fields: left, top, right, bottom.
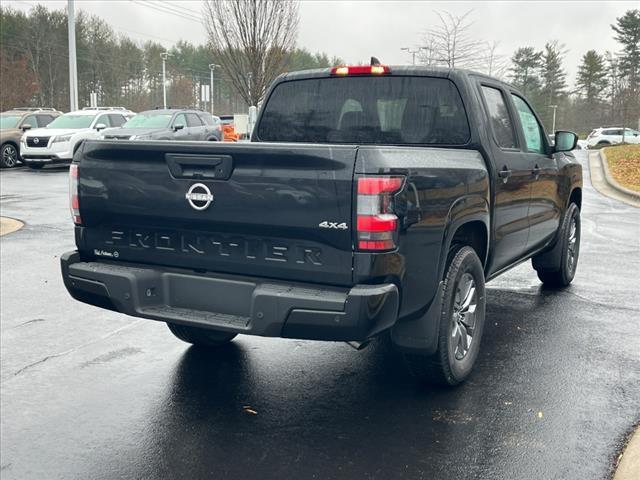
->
left=167, top=323, right=237, bottom=347
left=1, top=143, right=19, bottom=168
left=403, top=245, right=486, bottom=386
left=533, top=203, right=580, bottom=288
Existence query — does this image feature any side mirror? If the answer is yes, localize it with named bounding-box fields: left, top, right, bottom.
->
left=21, top=124, right=32, bottom=131
left=173, top=123, right=185, bottom=132
left=95, top=123, right=107, bottom=131
left=553, top=131, right=578, bottom=152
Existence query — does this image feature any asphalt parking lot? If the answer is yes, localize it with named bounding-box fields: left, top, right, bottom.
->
left=1, top=150, right=639, bottom=480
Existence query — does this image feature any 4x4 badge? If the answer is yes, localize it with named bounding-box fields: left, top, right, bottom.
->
left=185, top=183, right=214, bottom=211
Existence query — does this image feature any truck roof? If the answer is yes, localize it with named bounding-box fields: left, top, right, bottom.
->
left=278, top=65, right=515, bottom=91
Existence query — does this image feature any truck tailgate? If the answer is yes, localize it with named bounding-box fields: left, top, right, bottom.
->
left=76, top=140, right=357, bottom=286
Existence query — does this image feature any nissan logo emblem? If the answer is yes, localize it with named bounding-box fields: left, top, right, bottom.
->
left=33, top=137, right=39, bottom=144
left=185, top=183, right=214, bottom=211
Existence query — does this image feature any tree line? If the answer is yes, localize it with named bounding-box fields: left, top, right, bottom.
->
left=418, top=9, right=639, bottom=134
left=1, top=2, right=638, bottom=135
left=0, top=3, right=339, bottom=114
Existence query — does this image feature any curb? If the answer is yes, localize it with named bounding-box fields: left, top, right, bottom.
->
left=0, top=216, right=24, bottom=237
left=614, top=427, right=640, bottom=480
left=600, top=149, right=640, bottom=202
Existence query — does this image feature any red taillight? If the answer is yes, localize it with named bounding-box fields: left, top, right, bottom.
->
left=69, top=164, right=81, bottom=225
left=330, top=65, right=391, bottom=76
left=356, top=175, right=404, bottom=252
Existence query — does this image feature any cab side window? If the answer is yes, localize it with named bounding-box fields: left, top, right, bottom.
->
left=173, top=113, right=187, bottom=128
left=480, top=86, right=516, bottom=149
left=511, top=95, right=545, bottom=154
left=21, top=115, right=38, bottom=128
left=95, top=115, right=111, bottom=127
left=186, top=113, right=203, bottom=127
left=36, top=115, right=54, bottom=127
left=108, top=114, right=126, bottom=127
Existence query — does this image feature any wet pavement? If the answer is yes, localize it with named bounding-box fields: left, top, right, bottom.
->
left=1, top=151, right=639, bottom=480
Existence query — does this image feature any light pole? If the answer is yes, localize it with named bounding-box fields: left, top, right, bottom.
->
left=549, top=104, right=558, bottom=133
left=160, top=52, right=172, bottom=109
left=247, top=73, right=253, bottom=106
left=209, top=63, right=219, bottom=114
left=67, top=0, right=78, bottom=111
left=401, top=47, right=422, bottom=66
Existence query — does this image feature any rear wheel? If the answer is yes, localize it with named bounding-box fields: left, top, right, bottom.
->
left=533, top=203, right=580, bottom=288
left=167, top=323, right=237, bottom=347
left=403, top=245, right=486, bottom=386
left=1, top=143, right=19, bottom=168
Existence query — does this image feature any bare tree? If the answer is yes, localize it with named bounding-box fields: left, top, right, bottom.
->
left=202, top=0, right=299, bottom=106
left=482, top=41, right=510, bottom=79
left=419, top=10, right=482, bottom=69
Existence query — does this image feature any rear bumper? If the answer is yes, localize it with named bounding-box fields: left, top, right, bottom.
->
left=60, top=251, right=399, bottom=342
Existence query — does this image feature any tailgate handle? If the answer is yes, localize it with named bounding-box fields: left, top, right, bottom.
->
left=166, top=153, right=233, bottom=180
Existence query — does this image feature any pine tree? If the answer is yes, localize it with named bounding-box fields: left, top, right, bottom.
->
left=539, top=41, right=567, bottom=105
left=612, top=9, right=640, bottom=95
left=576, top=50, right=608, bottom=103
left=510, top=47, right=542, bottom=96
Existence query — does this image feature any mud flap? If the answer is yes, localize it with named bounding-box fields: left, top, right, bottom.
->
left=389, top=281, right=444, bottom=355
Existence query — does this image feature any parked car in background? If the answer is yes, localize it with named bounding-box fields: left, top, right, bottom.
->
left=219, top=114, right=240, bottom=142
left=20, top=108, right=129, bottom=169
left=101, top=109, right=219, bottom=141
left=586, top=127, right=640, bottom=147
left=0, top=108, right=61, bottom=168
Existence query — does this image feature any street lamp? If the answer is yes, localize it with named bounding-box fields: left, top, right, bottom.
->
left=549, top=104, right=558, bottom=133
left=160, top=52, right=172, bottom=109
left=400, top=47, right=422, bottom=66
left=209, top=63, right=220, bottom=115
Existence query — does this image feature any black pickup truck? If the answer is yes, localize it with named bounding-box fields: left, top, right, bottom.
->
left=61, top=64, right=582, bottom=385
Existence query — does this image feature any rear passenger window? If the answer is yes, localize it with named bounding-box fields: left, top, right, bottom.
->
left=511, top=95, right=545, bottom=154
left=481, top=86, right=516, bottom=149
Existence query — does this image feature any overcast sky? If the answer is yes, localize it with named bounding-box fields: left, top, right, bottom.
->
left=4, top=0, right=637, bottom=83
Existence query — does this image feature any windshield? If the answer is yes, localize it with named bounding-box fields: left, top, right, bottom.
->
left=258, top=76, right=470, bottom=145
left=47, top=114, right=96, bottom=129
left=122, top=113, right=172, bottom=129
left=0, top=115, right=22, bottom=129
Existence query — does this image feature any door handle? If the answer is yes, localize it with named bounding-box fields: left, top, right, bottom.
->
left=498, top=166, right=512, bottom=183
left=532, top=165, right=541, bottom=179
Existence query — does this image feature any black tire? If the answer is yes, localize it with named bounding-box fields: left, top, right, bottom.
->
left=27, top=163, right=44, bottom=170
left=403, top=245, right=486, bottom=386
left=167, top=323, right=237, bottom=347
left=1, top=143, right=19, bottom=168
left=596, top=141, right=610, bottom=148
left=533, top=203, right=580, bottom=288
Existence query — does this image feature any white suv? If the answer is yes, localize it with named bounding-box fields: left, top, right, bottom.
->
left=586, top=127, right=640, bottom=148
left=20, top=109, right=130, bottom=169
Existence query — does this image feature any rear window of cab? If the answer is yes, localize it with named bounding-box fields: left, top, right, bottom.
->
left=257, top=76, right=470, bottom=145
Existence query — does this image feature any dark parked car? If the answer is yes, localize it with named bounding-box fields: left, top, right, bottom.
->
left=101, top=109, right=219, bottom=141
left=0, top=108, right=60, bottom=168
left=61, top=64, right=582, bottom=386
